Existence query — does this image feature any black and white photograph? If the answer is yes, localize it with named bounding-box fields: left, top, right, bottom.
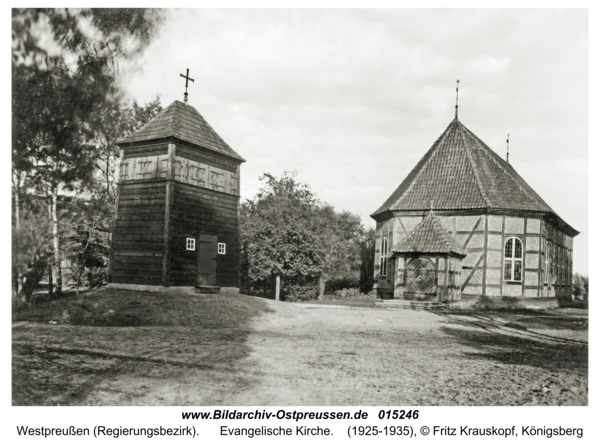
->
left=9, top=4, right=594, bottom=445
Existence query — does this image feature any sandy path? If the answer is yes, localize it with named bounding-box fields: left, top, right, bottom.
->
left=13, top=301, right=587, bottom=406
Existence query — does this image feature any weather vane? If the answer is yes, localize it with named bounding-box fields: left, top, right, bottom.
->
left=455, top=79, right=460, bottom=118
left=180, top=68, right=194, bottom=104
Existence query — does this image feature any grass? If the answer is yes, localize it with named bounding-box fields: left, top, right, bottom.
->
left=13, top=287, right=274, bottom=329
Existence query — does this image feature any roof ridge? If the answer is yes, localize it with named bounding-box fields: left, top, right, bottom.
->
left=456, top=123, right=492, bottom=208
left=462, top=125, right=547, bottom=211
left=390, top=120, right=456, bottom=210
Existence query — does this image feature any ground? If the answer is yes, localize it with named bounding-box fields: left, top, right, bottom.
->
left=12, top=288, right=588, bottom=406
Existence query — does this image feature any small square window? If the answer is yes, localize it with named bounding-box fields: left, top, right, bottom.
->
left=218, top=243, right=226, bottom=254
left=186, top=238, right=195, bottom=251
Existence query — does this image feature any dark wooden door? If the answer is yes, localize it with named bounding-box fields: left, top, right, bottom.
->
left=197, top=234, right=218, bottom=286
left=405, top=257, right=436, bottom=299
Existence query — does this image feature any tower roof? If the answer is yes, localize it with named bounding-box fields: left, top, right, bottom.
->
left=392, top=211, right=467, bottom=256
left=372, top=118, right=578, bottom=236
left=117, top=100, right=245, bottom=162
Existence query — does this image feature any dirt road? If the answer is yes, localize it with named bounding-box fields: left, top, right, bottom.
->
left=12, top=297, right=587, bottom=406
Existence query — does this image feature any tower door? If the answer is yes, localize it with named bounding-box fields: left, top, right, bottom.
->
left=405, top=257, right=437, bottom=300
left=197, top=234, right=218, bottom=286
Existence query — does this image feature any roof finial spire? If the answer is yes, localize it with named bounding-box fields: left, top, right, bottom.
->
left=506, top=133, right=510, bottom=163
left=455, top=79, right=460, bottom=119
left=180, top=68, right=195, bottom=104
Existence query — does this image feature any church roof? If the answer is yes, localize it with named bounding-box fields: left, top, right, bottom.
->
left=392, top=211, right=467, bottom=256
left=117, top=100, right=245, bottom=162
left=372, top=118, right=577, bottom=235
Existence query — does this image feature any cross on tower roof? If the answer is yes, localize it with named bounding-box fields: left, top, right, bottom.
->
left=180, top=68, right=195, bottom=104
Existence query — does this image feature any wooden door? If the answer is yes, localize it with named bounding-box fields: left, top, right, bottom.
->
left=197, top=234, right=218, bottom=286
left=405, top=257, right=437, bottom=300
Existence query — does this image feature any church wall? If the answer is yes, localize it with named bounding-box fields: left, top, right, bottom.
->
left=541, top=221, right=573, bottom=299
left=169, top=182, right=240, bottom=287
left=377, top=212, right=571, bottom=302
left=110, top=181, right=167, bottom=285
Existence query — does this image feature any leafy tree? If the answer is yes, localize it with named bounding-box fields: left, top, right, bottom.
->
left=358, top=228, right=376, bottom=293
left=241, top=172, right=321, bottom=300
left=313, top=205, right=363, bottom=299
left=88, top=94, right=162, bottom=202
left=573, top=273, right=588, bottom=300
left=12, top=8, right=164, bottom=68
left=61, top=197, right=112, bottom=294
left=12, top=8, right=165, bottom=297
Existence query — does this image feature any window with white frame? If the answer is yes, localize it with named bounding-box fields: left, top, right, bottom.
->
left=380, top=237, right=388, bottom=278
left=186, top=238, right=195, bottom=251
left=218, top=243, right=226, bottom=254
left=503, top=237, right=523, bottom=281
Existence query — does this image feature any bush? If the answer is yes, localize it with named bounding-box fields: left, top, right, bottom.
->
left=334, top=288, right=362, bottom=299
left=85, top=266, right=108, bottom=288
left=285, top=284, right=319, bottom=302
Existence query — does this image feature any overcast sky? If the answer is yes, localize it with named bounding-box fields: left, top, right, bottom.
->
left=119, top=9, right=588, bottom=274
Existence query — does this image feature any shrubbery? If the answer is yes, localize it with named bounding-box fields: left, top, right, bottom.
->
left=285, top=284, right=320, bottom=302
left=334, top=288, right=377, bottom=301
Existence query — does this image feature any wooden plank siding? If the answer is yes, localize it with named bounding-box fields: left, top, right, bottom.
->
left=110, top=181, right=166, bottom=285
left=110, top=134, right=243, bottom=288
left=169, top=182, right=240, bottom=287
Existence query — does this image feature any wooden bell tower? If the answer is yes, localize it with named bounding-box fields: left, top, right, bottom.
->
left=109, top=74, right=245, bottom=291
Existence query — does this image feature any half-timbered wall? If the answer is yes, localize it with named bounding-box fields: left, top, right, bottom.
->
left=374, top=213, right=574, bottom=300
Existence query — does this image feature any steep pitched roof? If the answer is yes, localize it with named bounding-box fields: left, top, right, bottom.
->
left=372, top=118, right=558, bottom=215
left=117, top=100, right=245, bottom=162
left=372, top=118, right=577, bottom=235
left=392, top=211, right=467, bottom=256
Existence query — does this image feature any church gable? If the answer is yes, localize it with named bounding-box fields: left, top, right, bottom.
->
left=392, top=211, right=467, bottom=256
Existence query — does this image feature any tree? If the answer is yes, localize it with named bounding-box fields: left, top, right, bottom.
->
left=358, top=228, right=376, bottom=293
left=12, top=8, right=165, bottom=296
left=13, top=60, right=104, bottom=295
left=241, top=172, right=322, bottom=300
left=88, top=94, right=163, bottom=202
left=313, top=205, right=363, bottom=299
left=573, top=273, right=588, bottom=300
left=12, top=8, right=165, bottom=69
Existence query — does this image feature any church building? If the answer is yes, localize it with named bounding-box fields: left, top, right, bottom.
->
left=371, top=89, right=578, bottom=306
left=109, top=72, right=244, bottom=292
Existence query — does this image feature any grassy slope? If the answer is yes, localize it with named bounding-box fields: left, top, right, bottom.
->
left=13, top=288, right=274, bottom=328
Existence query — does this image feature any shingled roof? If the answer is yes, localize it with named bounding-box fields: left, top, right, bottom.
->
left=372, top=117, right=577, bottom=235
left=392, top=211, right=467, bottom=256
left=117, top=100, right=245, bottom=162
left=373, top=118, right=554, bottom=215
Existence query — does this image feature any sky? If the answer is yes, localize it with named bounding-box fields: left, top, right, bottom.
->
left=118, top=9, right=589, bottom=274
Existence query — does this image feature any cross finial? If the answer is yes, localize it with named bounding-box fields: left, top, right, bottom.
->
left=180, top=68, right=195, bottom=104
left=455, top=79, right=460, bottom=119
left=506, top=133, right=510, bottom=163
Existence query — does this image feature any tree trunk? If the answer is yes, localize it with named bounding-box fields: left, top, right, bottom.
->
left=14, top=178, right=21, bottom=231
left=48, top=262, right=53, bottom=297
left=51, top=187, right=62, bottom=296
left=275, top=274, right=281, bottom=301
left=13, top=172, right=22, bottom=294
left=318, top=275, right=327, bottom=300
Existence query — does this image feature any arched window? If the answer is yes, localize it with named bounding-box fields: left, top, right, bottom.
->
left=380, top=237, right=388, bottom=278
left=504, top=237, right=523, bottom=281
